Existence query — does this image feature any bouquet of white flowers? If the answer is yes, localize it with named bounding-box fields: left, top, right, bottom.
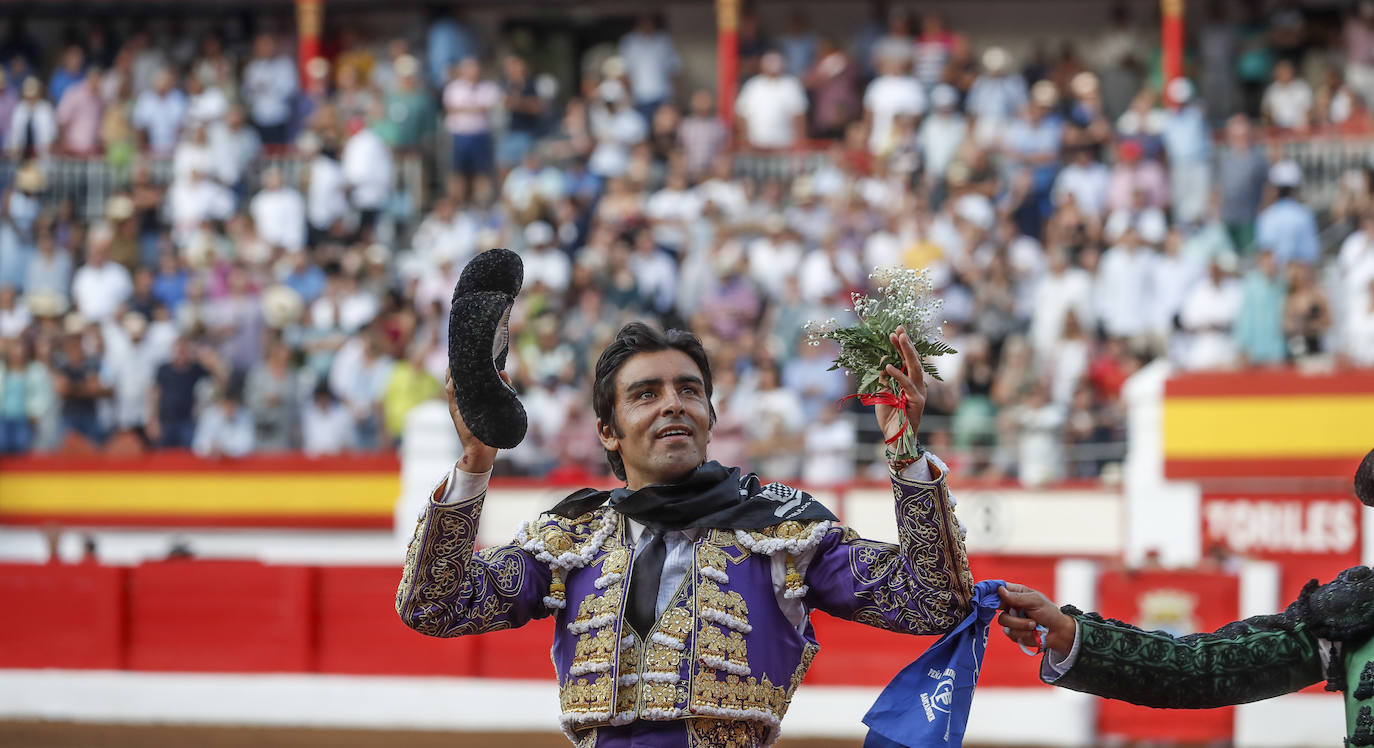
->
left=803, top=266, right=955, bottom=458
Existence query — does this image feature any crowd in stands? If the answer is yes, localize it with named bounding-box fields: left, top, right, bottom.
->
left=1, top=4, right=1374, bottom=487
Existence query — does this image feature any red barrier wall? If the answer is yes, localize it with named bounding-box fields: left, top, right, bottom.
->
left=0, top=563, right=124, bottom=669
left=126, top=561, right=315, bottom=672
left=316, top=566, right=478, bottom=676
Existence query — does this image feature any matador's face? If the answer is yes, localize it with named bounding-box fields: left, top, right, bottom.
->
left=598, top=350, right=713, bottom=490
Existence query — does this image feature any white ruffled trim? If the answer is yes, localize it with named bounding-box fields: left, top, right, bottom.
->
left=542, top=596, right=567, bottom=610
left=689, top=704, right=782, bottom=727
left=568, top=660, right=613, bottom=676
left=640, top=670, right=681, bottom=684
left=700, top=607, right=753, bottom=634
left=782, top=585, right=809, bottom=599
left=559, top=710, right=614, bottom=730
left=516, top=511, right=617, bottom=571
left=734, top=520, right=831, bottom=556
left=620, top=634, right=636, bottom=650
left=617, top=672, right=640, bottom=687
left=700, top=654, right=751, bottom=676
left=699, top=565, right=730, bottom=584
left=593, top=572, right=622, bottom=589
left=610, top=710, right=637, bottom=726
left=566, top=612, right=617, bottom=635
left=640, top=707, right=682, bottom=720
left=650, top=632, right=686, bottom=650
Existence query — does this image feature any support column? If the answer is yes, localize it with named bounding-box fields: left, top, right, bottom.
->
left=296, top=0, right=324, bottom=86
left=716, top=0, right=739, bottom=127
left=1161, top=0, right=1184, bottom=86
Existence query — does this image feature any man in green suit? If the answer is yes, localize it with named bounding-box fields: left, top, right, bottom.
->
left=999, top=448, right=1374, bottom=747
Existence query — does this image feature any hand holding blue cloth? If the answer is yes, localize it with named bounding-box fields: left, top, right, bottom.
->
left=862, top=580, right=1006, bottom=747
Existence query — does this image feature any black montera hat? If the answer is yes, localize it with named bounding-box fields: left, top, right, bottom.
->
left=447, top=249, right=526, bottom=449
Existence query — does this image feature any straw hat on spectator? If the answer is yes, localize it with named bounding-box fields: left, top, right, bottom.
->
left=26, top=290, right=67, bottom=318
left=1136, top=212, right=1167, bottom=245
left=306, top=57, right=330, bottom=82
left=394, top=54, right=419, bottom=79
left=261, top=285, right=304, bottom=329
left=20, top=76, right=40, bottom=98
left=183, top=231, right=215, bottom=269
left=365, top=242, right=392, bottom=266
left=238, top=237, right=272, bottom=266
left=1166, top=77, right=1194, bottom=106
left=63, top=312, right=87, bottom=336
left=1269, top=160, right=1302, bottom=188
left=981, top=47, right=1011, bottom=74
left=930, top=84, right=959, bottom=110
left=524, top=220, right=554, bottom=248
left=15, top=163, right=44, bottom=193
left=1070, top=71, right=1099, bottom=98
left=598, top=79, right=626, bottom=103
left=1031, top=80, right=1059, bottom=108
left=601, top=56, right=627, bottom=79
left=121, top=311, right=148, bottom=339
left=954, top=194, right=995, bottom=232
left=106, top=194, right=135, bottom=222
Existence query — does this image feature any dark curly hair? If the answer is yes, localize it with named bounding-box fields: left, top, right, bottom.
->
left=1356, top=448, right=1374, bottom=507
left=592, top=322, right=716, bottom=481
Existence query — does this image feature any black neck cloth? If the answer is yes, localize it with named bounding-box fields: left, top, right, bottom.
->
left=548, top=460, right=838, bottom=533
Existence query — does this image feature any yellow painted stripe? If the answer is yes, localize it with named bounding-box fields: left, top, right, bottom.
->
left=0, top=473, right=399, bottom=516
left=1163, top=395, right=1374, bottom=458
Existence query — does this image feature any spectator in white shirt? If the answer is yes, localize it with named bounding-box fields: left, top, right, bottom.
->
left=300, top=134, right=349, bottom=242
left=411, top=196, right=477, bottom=271
left=302, top=382, right=355, bottom=456
left=520, top=221, right=571, bottom=294
left=209, top=106, right=261, bottom=194
left=1095, top=224, right=1158, bottom=340
left=341, top=116, right=394, bottom=237
left=802, top=404, right=857, bottom=486
left=864, top=51, right=927, bottom=156
left=1151, top=226, right=1205, bottom=339
left=193, top=389, right=255, bottom=457
left=1179, top=253, right=1244, bottom=369
left=798, top=234, right=861, bottom=303
left=627, top=228, right=677, bottom=315
left=7, top=76, right=55, bottom=159
left=618, top=14, right=681, bottom=122
left=131, top=68, right=186, bottom=156
left=1345, top=276, right=1374, bottom=365
left=502, top=149, right=568, bottom=225
left=644, top=170, right=702, bottom=256
left=71, top=227, right=132, bottom=323
left=588, top=80, right=648, bottom=178
left=1029, top=247, right=1094, bottom=364
left=240, top=34, right=298, bottom=145
left=167, top=167, right=234, bottom=250
left=747, top=216, right=804, bottom=298
left=1262, top=58, right=1314, bottom=131
left=966, top=47, right=1028, bottom=147
left=735, top=51, right=807, bottom=150
left=917, top=84, right=966, bottom=183
left=250, top=167, right=306, bottom=253
left=1052, top=145, right=1112, bottom=220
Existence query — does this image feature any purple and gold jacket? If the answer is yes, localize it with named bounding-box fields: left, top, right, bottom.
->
left=396, top=463, right=973, bottom=747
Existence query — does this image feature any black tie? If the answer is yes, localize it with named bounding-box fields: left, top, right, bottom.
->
left=627, top=530, right=667, bottom=638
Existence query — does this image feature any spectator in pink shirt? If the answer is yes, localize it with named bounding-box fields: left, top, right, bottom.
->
left=1107, top=139, right=1168, bottom=214
left=56, top=70, right=103, bottom=156
left=442, top=57, right=500, bottom=182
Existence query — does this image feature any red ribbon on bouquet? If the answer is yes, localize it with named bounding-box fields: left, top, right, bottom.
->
left=837, top=390, right=909, bottom=445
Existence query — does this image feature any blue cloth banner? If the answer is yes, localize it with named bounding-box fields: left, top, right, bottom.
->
left=862, top=580, right=1006, bottom=747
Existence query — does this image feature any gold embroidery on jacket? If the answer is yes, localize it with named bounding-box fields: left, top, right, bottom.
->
left=686, top=718, right=769, bottom=747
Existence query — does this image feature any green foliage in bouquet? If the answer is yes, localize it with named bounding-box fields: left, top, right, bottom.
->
left=804, top=267, right=956, bottom=456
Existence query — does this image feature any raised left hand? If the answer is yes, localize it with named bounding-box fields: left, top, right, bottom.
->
left=874, top=325, right=928, bottom=445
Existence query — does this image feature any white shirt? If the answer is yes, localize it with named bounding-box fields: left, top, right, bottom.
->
left=1263, top=79, right=1313, bottom=130
left=735, top=74, right=807, bottom=149
left=6, top=99, right=56, bottom=155
left=167, top=178, right=235, bottom=247
left=432, top=454, right=942, bottom=634
left=514, top=247, right=566, bottom=295
left=71, top=261, right=132, bottom=322
left=628, top=248, right=677, bottom=311
left=864, top=75, right=926, bottom=154
left=1029, top=268, right=1094, bottom=361
left=644, top=188, right=703, bottom=250
left=746, top=237, right=804, bottom=298
left=302, top=401, right=355, bottom=456
left=193, top=405, right=255, bottom=457
left=307, top=155, right=349, bottom=231
left=799, top=248, right=861, bottom=303
left=342, top=128, right=393, bottom=211
left=131, top=89, right=187, bottom=154
left=1095, top=244, right=1158, bottom=338
left=588, top=106, right=647, bottom=178
left=802, top=418, right=858, bottom=486
left=1150, top=253, right=1204, bottom=336
left=618, top=31, right=681, bottom=104
left=412, top=211, right=477, bottom=269
left=1053, top=162, right=1112, bottom=219
left=250, top=187, right=307, bottom=252
left=241, top=55, right=298, bottom=127
left=917, top=112, right=966, bottom=180
left=1179, top=278, right=1243, bottom=370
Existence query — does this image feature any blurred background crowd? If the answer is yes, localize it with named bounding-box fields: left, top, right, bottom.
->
left=1, top=1, right=1374, bottom=488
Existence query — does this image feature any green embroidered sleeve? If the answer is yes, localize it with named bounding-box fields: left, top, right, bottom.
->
left=1051, top=606, right=1326, bottom=708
